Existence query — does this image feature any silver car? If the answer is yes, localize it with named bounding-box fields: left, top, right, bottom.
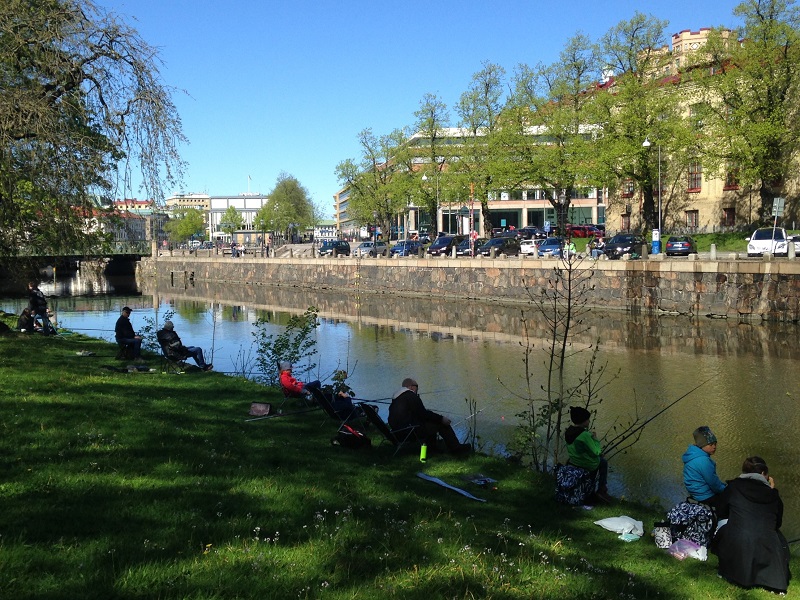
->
left=354, top=241, right=388, bottom=257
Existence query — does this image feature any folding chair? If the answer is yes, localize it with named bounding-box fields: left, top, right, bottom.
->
left=115, top=341, right=135, bottom=361
left=360, top=404, right=420, bottom=456
left=307, top=386, right=368, bottom=430
left=158, top=339, right=187, bottom=374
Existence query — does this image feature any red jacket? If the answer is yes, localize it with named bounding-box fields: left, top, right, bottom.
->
left=279, top=370, right=304, bottom=395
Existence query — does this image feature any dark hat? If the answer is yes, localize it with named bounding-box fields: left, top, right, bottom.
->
left=693, top=426, right=717, bottom=447
left=164, top=320, right=174, bottom=330
left=122, top=306, right=132, bottom=313
left=570, top=406, right=591, bottom=424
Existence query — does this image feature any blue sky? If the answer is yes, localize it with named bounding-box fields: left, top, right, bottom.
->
left=99, top=0, right=744, bottom=217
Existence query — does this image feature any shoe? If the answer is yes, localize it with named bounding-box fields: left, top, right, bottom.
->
left=203, top=364, right=213, bottom=371
left=595, top=490, right=614, bottom=504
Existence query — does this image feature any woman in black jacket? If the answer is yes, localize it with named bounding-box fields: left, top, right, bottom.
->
left=712, top=456, right=791, bottom=594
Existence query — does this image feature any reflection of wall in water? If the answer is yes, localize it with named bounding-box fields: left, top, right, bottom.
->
left=142, top=278, right=800, bottom=360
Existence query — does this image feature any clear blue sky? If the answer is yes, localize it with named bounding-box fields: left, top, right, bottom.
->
left=99, top=0, right=743, bottom=217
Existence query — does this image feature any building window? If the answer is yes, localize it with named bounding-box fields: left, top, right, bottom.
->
left=621, top=179, right=635, bottom=198
left=724, top=166, right=740, bottom=190
left=722, top=207, right=736, bottom=227
left=687, top=162, right=702, bottom=191
left=686, top=210, right=699, bottom=228
left=690, top=104, right=705, bottom=131
left=621, top=214, right=631, bottom=231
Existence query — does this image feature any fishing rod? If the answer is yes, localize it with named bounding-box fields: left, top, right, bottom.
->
left=603, top=375, right=717, bottom=460
left=244, top=405, right=321, bottom=422
left=451, top=408, right=485, bottom=428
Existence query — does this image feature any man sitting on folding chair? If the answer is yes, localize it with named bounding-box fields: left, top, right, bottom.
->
left=389, top=377, right=471, bottom=454
left=156, top=321, right=212, bottom=371
left=279, top=362, right=320, bottom=400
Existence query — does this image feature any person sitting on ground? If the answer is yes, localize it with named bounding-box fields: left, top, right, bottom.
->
left=388, top=378, right=470, bottom=454
left=27, top=281, right=56, bottom=334
left=17, top=307, right=38, bottom=333
left=564, top=406, right=612, bottom=503
left=156, top=320, right=212, bottom=371
left=278, top=362, right=320, bottom=397
left=683, top=425, right=727, bottom=513
left=114, top=306, right=143, bottom=360
left=711, top=456, right=790, bottom=595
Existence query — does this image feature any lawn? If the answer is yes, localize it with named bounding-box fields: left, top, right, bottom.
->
left=0, top=322, right=796, bottom=599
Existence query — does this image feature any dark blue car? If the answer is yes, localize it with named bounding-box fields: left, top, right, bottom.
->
left=390, top=240, right=423, bottom=256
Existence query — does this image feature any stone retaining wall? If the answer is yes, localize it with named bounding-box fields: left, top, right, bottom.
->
left=140, top=254, right=800, bottom=322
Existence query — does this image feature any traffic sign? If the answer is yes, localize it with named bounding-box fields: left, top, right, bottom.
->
left=544, top=221, right=551, bottom=233
left=772, top=197, right=785, bottom=217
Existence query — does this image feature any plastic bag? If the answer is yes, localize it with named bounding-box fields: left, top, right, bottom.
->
left=594, top=516, right=644, bottom=537
left=668, top=539, right=707, bottom=561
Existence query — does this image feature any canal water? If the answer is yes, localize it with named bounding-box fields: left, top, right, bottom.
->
left=3, top=271, right=800, bottom=540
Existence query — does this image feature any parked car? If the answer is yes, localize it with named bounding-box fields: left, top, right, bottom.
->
left=665, top=235, right=698, bottom=256
left=536, top=236, right=565, bottom=257
left=390, top=239, right=423, bottom=257
left=427, top=235, right=466, bottom=256
left=746, top=227, right=800, bottom=257
left=566, top=224, right=600, bottom=238
left=318, top=240, right=350, bottom=256
left=520, top=239, right=540, bottom=255
left=604, top=233, right=647, bottom=259
left=455, top=237, right=488, bottom=257
left=517, top=226, right=547, bottom=240
left=477, top=237, right=521, bottom=257
left=490, top=227, right=506, bottom=237
left=354, top=241, right=388, bottom=257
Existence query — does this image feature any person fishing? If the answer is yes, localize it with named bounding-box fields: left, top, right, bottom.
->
left=564, top=406, right=612, bottom=503
left=388, top=377, right=471, bottom=455
left=683, top=426, right=727, bottom=513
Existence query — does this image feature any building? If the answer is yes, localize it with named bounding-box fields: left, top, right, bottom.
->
left=166, top=193, right=270, bottom=242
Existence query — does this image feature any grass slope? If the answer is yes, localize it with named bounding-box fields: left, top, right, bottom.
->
left=0, top=325, right=795, bottom=599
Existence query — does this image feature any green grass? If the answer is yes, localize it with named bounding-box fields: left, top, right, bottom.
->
left=0, top=323, right=797, bottom=599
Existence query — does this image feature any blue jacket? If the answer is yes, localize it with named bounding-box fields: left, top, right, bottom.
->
left=682, top=444, right=726, bottom=501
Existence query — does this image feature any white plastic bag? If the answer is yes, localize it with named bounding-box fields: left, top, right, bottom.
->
left=668, top=539, right=707, bottom=561
left=594, top=516, right=644, bottom=537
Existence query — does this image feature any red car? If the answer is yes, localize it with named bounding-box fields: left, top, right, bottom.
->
left=566, top=225, right=600, bottom=238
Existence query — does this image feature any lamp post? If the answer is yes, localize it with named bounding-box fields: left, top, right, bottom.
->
left=372, top=210, right=378, bottom=247
left=642, top=137, right=662, bottom=254
left=422, top=158, right=443, bottom=232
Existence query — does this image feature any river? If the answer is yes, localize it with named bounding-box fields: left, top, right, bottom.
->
left=3, top=270, right=800, bottom=540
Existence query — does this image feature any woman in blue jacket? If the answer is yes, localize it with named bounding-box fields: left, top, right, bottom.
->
left=682, top=426, right=727, bottom=513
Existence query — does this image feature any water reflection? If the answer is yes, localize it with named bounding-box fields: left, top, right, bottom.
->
left=2, top=271, right=799, bottom=539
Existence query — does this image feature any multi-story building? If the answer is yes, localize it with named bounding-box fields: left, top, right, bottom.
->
left=165, top=193, right=269, bottom=242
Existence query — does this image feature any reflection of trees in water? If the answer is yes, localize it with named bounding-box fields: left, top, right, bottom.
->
left=142, top=277, right=800, bottom=360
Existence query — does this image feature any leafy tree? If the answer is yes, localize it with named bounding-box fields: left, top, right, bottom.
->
left=0, top=0, right=185, bottom=257
left=506, top=34, right=603, bottom=232
left=335, top=128, right=414, bottom=241
left=412, top=93, right=451, bottom=218
left=692, top=0, right=800, bottom=221
left=163, top=208, right=205, bottom=243
left=254, top=173, right=313, bottom=239
left=219, top=206, right=243, bottom=235
left=592, top=13, right=689, bottom=232
left=451, top=61, right=508, bottom=236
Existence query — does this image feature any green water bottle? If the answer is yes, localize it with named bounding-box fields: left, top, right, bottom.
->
left=420, top=443, right=428, bottom=463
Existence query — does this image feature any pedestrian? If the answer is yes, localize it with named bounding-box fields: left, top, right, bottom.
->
left=565, top=406, right=612, bottom=503
left=156, top=320, right=212, bottom=370
left=683, top=426, right=727, bottom=514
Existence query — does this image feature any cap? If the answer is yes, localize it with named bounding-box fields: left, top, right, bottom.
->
left=122, top=306, right=132, bottom=313
left=693, top=426, right=717, bottom=447
left=164, top=320, right=174, bottom=330
left=278, top=361, right=292, bottom=371
left=570, top=406, right=591, bottom=425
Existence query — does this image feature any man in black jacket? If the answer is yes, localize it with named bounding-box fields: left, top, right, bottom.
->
left=114, top=306, right=142, bottom=359
left=389, top=377, right=470, bottom=454
left=27, top=281, right=56, bottom=335
left=156, top=320, right=212, bottom=371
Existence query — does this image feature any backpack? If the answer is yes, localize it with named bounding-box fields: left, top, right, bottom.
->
left=554, top=464, right=595, bottom=505
left=332, top=424, right=371, bottom=450
left=666, top=501, right=715, bottom=546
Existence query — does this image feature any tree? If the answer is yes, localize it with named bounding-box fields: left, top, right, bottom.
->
left=592, top=13, right=689, bottom=233
left=254, top=173, right=313, bottom=240
left=451, top=61, right=508, bottom=236
left=335, top=128, right=413, bottom=241
left=163, top=208, right=205, bottom=243
left=0, top=0, right=186, bottom=257
left=506, top=34, right=603, bottom=232
left=693, top=0, right=800, bottom=221
left=412, top=93, right=451, bottom=219
left=219, top=206, right=243, bottom=235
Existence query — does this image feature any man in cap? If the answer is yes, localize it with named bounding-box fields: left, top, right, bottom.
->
left=683, top=425, right=727, bottom=512
left=389, top=378, right=471, bottom=454
left=114, top=306, right=142, bottom=359
left=564, top=406, right=611, bottom=503
left=156, top=320, right=212, bottom=371
left=278, top=362, right=319, bottom=397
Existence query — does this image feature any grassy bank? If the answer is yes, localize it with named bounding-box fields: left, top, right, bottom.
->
left=0, top=324, right=796, bottom=599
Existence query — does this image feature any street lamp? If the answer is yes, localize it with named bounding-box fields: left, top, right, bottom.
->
left=643, top=137, right=662, bottom=254
left=372, top=210, right=378, bottom=247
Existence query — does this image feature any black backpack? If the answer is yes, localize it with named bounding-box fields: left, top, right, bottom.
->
left=332, top=424, right=371, bottom=449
